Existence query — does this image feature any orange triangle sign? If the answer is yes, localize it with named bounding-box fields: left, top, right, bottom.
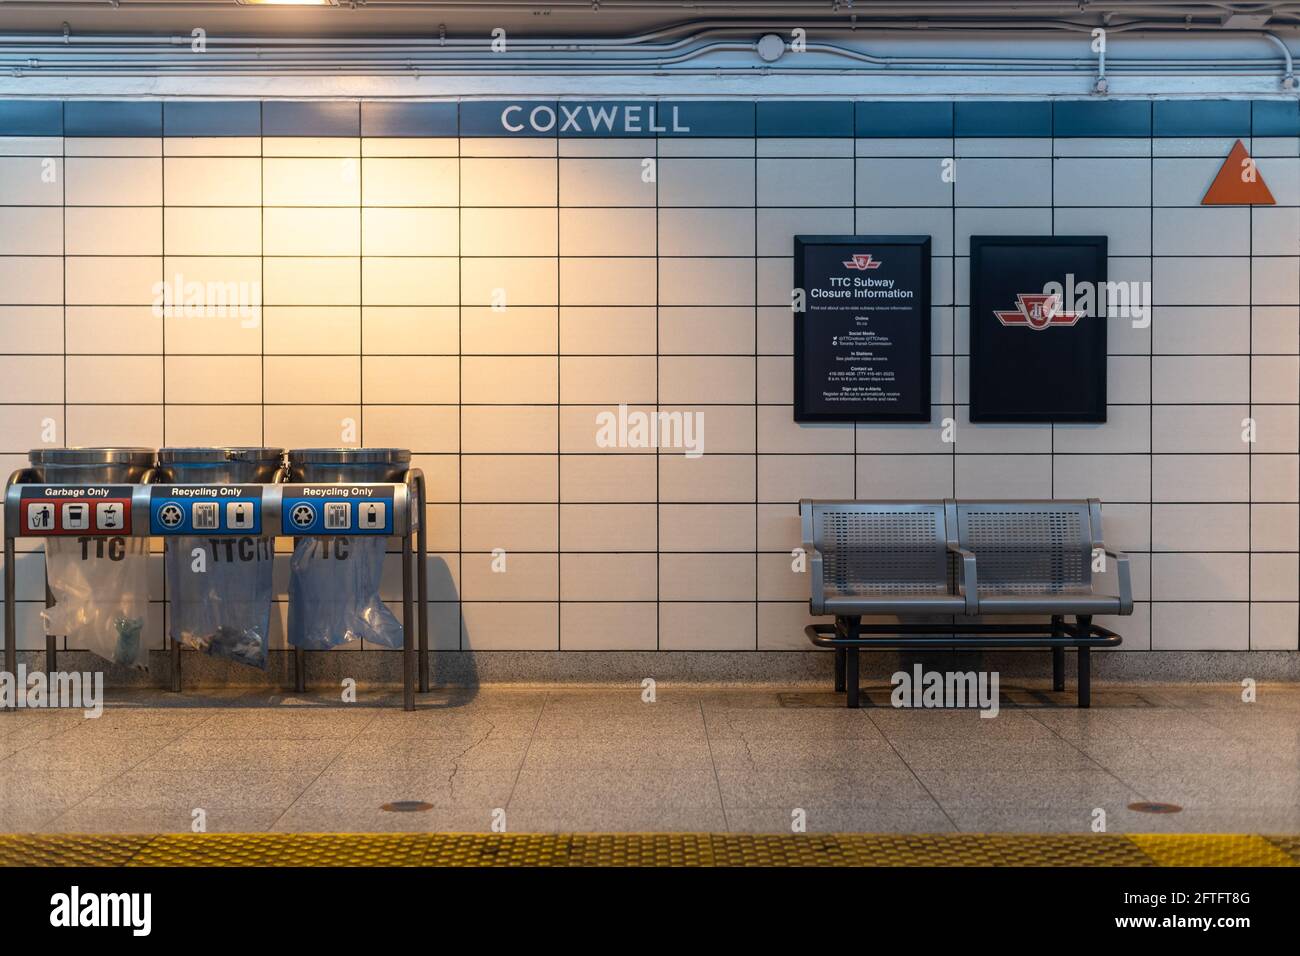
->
left=1202, top=139, right=1275, bottom=205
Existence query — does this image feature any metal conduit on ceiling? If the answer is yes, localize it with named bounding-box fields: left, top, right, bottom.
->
left=0, top=35, right=1297, bottom=79
left=0, top=2, right=1297, bottom=77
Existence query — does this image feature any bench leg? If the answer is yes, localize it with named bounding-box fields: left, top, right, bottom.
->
left=845, top=647, right=860, bottom=709
left=1050, top=615, right=1065, bottom=692
left=1076, top=615, right=1092, bottom=708
left=1077, top=645, right=1091, bottom=709
left=832, top=615, right=858, bottom=698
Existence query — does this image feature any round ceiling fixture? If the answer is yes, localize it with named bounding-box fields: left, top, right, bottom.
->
left=757, top=34, right=787, bottom=64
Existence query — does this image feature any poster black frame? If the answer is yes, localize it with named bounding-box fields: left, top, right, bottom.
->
left=969, top=234, right=1109, bottom=424
left=793, top=234, right=932, bottom=423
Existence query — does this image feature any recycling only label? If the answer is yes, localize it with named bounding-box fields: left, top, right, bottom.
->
left=280, top=485, right=395, bottom=536
left=149, top=485, right=262, bottom=535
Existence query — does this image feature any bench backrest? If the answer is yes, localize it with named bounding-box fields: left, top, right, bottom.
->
left=802, top=500, right=954, bottom=596
left=955, top=499, right=1098, bottom=594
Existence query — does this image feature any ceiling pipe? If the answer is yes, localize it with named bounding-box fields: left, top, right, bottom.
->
left=0, top=17, right=1297, bottom=78
left=1262, top=31, right=1297, bottom=86
left=1088, top=21, right=1111, bottom=94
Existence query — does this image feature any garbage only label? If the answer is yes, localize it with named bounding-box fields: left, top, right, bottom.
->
left=281, top=485, right=395, bottom=536
left=19, top=486, right=134, bottom=535
left=149, top=485, right=262, bottom=535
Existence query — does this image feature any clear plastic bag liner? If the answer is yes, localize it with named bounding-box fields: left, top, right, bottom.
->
left=42, top=536, right=151, bottom=670
left=165, top=536, right=274, bottom=669
left=287, top=536, right=403, bottom=650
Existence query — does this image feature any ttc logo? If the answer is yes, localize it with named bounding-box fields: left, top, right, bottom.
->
left=843, top=253, right=882, bottom=271
left=994, top=293, right=1081, bottom=331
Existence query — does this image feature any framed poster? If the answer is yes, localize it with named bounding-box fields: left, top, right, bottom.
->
left=793, top=235, right=931, bottom=422
left=969, top=236, right=1108, bottom=423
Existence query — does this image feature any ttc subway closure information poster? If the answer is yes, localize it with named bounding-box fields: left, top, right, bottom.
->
left=793, top=235, right=931, bottom=422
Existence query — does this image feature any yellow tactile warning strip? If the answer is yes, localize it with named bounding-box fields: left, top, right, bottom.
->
left=1130, top=834, right=1298, bottom=868
left=0, top=835, right=154, bottom=868
left=1, top=833, right=1298, bottom=867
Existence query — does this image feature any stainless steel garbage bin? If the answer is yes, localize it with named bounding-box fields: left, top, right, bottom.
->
left=27, top=448, right=156, bottom=673
left=157, top=446, right=284, bottom=484
left=287, top=447, right=411, bottom=483
left=29, top=447, right=155, bottom=484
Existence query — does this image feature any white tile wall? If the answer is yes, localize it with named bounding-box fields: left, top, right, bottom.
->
left=1, top=117, right=1297, bottom=656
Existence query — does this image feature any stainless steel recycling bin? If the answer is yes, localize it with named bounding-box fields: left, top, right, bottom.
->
left=158, top=448, right=285, bottom=683
left=286, top=447, right=425, bottom=707
left=157, top=446, right=284, bottom=484
left=285, top=447, right=412, bottom=694
left=287, top=447, right=411, bottom=483
left=29, top=447, right=155, bottom=484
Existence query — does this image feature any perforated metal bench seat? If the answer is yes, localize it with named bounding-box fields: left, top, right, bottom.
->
left=956, top=498, right=1133, bottom=618
left=803, top=500, right=977, bottom=618
left=801, top=497, right=1131, bottom=708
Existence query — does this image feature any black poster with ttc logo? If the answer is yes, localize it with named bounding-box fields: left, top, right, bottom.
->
left=794, top=235, right=931, bottom=422
left=970, top=236, right=1108, bottom=423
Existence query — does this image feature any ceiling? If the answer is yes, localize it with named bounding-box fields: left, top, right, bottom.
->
left=0, top=1, right=1297, bottom=40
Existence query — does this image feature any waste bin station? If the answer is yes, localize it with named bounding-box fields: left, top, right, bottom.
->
left=3, top=447, right=430, bottom=710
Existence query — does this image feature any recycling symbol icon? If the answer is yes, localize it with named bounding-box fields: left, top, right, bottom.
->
left=158, top=502, right=185, bottom=529
left=290, top=502, right=317, bottom=529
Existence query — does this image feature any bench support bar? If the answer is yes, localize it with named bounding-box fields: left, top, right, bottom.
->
left=806, top=617, right=1121, bottom=710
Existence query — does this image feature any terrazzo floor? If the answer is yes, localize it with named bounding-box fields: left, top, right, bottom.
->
left=1, top=682, right=1297, bottom=835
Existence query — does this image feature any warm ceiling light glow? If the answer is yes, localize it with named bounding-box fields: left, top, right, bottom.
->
left=236, top=0, right=338, bottom=6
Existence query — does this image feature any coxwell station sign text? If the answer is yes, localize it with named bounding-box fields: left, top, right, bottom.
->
left=501, top=102, right=691, bottom=135
left=459, top=99, right=758, bottom=137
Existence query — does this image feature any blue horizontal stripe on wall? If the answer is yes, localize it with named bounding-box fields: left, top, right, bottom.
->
left=2, top=98, right=1297, bottom=139
left=164, top=101, right=261, bottom=137
left=955, top=101, right=1052, bottom=137
left=1053, top=100, right=1151, bottom=137
left=0, top=100, right=62, bottom=136
left=65, top=101, right=161, bottom=137
left=855, top=102, right=953, bottom=138
left=657, top=101, right=754, bottom=137
left=262, top=100, right=359, bottom=137
left=1252, top=99, right=1300, bottom=137
left=757, top=100, right=853, bottom=137
left=1153, top=99, right=1251, bottom=137
left=360, top=101, right=457, bottom=137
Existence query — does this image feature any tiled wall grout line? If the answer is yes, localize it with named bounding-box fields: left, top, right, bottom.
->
left=260, top=108, right=266, bottom=450
left=1148, top=126, right=1156, bottom=650
left=456, top=128, right=463, bottom=652
left=752, top=122, right=759, bottom=651
left=159, top=130, right=167, bottom=651
left=951, top=133, right=958, bottom=501
left=654, top=135, right=661, bottom=651
left=1247, top=152, right=1253, bottom=651
left=554, top=141, right=561, bottom=651
left=1049, top=135, right=1056, bottom=500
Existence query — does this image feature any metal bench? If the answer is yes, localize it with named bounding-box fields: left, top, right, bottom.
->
left=802, top=498, right=1131, bottom=708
